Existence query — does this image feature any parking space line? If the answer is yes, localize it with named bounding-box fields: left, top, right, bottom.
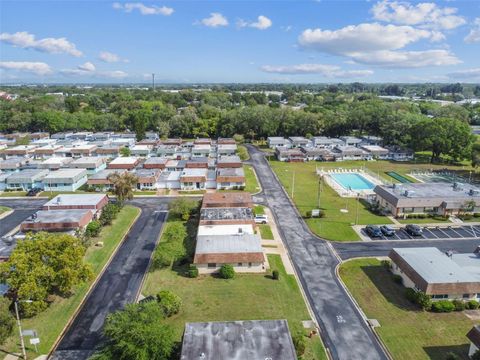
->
left=448, top=227, right=463, bottom=238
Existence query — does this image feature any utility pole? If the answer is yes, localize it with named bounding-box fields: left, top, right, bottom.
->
left=152, top=73, right=155, bottom=91
left=14, top=301, right=27, bottom=360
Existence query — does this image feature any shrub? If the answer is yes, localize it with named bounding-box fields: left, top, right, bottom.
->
left=0, top=297, right=14, bottom=346
left=99, top=203, right=120, bottom=226
left=416, top=292, right=432, bottom=311
left=474, top=213, right=480, bottom=218
left=452, top=299, right=465, bottom=311
left=272, top=270, right=279, bottom=280
left=381, top=260, right=391, bottom=270
left=169, top=198, right=197, bottom=221
left=305, top=210, right=312, bottom=218
left=219, top=264, right=235, bottom=279
left=292, top=333, right=306, bottom=357
left=468, top=300, right=480, bottom=310
left=156, top=290, right=182, bottom=317
left=187, top=264, right=199, bottom=278
left=431, top=300, right=455, bottom=313
left=85, top=220, right=102, bottom=238
left=405, top=288, right=417, bottom=303
left=392, top=274, right=403, bottom=285
left=151, top=251, right=173, bottom=269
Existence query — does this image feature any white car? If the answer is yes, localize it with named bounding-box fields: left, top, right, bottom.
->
left=254, top=215, right=268, bottom=224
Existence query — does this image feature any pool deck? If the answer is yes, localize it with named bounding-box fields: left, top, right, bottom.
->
left=317, top=168, right=384, bottom=198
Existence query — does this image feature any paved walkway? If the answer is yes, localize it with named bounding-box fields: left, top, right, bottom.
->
left=246, top=145, right=388, bottom=360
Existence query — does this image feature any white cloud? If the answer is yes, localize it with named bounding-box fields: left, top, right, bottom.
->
left=112, top=2, right=174, bottom=16
left=299, top=23, right=438, bottom=54
left=260, top=63, right=373, bottom=78
left=0, top=31, right=82, bottom=57
left=464, top=18, right=480, bottom=43
left=298, top=23, right=460, bottom=68
left=0, top=61, right=53, bottom=75
left=62, top=62, right=128, bottom=79
left=448, top=68, right=480, bottom=80
left=238, top=15, right=272, bottom=30
left=200, top=13, right=228, bottom=28
left=350, top=49, right=461, bottom=68
left=371, top=0, right=465, bottom=30
left=98, top=51, right=128, bottom=63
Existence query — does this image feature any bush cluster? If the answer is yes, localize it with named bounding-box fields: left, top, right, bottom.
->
left=405, top=213, right=448, bottom=220
left=272, top=270, right=280, bottom=280
left=187, top=264, right=199, bottom=278
left=405, top=288, right=432, bottom=310
left=156, top=290, right=182, bottom=317
left=85, top=220, right=102, bottom=239
left=151, top=223, right=188, bottom=270
left=392, top=274, right=403, bottom=285
left=99, top=203, right=121, bottom=226
left=219, top=264, right=235, bottom=279
left=431, top=300, right=455, bottom=313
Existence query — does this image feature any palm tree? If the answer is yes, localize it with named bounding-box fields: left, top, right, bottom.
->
left=107, top=172, right=138, bottom=204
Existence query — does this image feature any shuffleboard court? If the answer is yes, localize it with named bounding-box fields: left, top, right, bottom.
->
left=386, top=171, right=413, bottom=183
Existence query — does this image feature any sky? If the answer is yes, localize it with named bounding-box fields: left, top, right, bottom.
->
left=0, top=0, right=479, bottom=84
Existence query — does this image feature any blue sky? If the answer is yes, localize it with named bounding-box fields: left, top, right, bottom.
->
left=0, top=0, right=479, bottom=83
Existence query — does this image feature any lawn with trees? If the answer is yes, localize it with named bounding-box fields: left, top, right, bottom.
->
left=0, top=205, right=140, bottom=356
left=339, top=258, right=475, bottom=360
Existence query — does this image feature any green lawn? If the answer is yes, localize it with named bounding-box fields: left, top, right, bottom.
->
left=339, top=258, right=474, bottom=360
left=254, top=204, right=265, bottom=215
left=142, top=216, right=327, bottom=360
left=270, top=161, right=391, bottom=241
left=238, top=144, right=250, bottom=160
left=244, top=164, right=261, bottom=194
left=1, top=205, right=140, bottom=357
left=0, top=205, right=11, bottom=215
left=259, top=224, right=274, bottom=239
left=0, top=191, right=27, bottom=197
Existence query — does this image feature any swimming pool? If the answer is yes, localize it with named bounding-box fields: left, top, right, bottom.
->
left=330, top=173, right=375, bottom=191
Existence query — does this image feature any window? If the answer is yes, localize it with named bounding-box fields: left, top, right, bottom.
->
left=237, top=263, right=242, bottom=267
left=248, top=262, right=252, bottom=267
left=207, top=263, right=216, bottom=268
left=463, top=294, right=470, bottom=299
left=432, top=294, right=448, bottom=299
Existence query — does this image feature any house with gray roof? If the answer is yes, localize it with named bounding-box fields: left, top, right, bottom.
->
left=5, top=169, right=49, bottom=190
left=42, top=169, right=87, bottom=191
left=374, top=182, right=480, bottom=217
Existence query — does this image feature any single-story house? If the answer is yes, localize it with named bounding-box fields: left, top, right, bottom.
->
left=200, top=207, right=255, bottom=226
left=166, top=159, right=186, bottom=171
left=288, top=136, right=311, bottom=148
left=374, top=182, right=480, bottom=217
left=39, top=157, right=73, bottom=170
left=217, top=143, right=237, bottom=156
left=340, top=136, right=362, bottom=147
left=5, top=169, right=49, bottom=190
left=42, top=193, right=109, bottom=214
left=267, top=137, right=291, bottom=149
left=197, top=224, right=254, bottom=236
left=107, top=156, right=140, bottom=170
left=312, top=137, right=344, bottom=149
left=3, top=145, right=38, bottom=158
left=194, top=138, right=211, bottom=145
left=42, top=168, right=88, bottom=191
left=111, top=138, right=135, bottom=148
left=385, top=145, right=414, bottom=162
left=87, top=169, right=127, bottom=190
left=216, top=167, right=246, bottom=190
left=185, top=157, right=209, bottom=169
left=33, top=145, right=63, bottom=159
left=143, top=157, right=168, bottom=170
left=217, top=155, right=242, bottom=168
left=69, top=157, right=107, bottom=174
left=390, top=247, right=480, bottom=301
left=0, top=157, right=28, bottom=171
left=361, top=145, right=390, bottom=160
left=217, top=137, right=236, bottom=145
left=275, top=147, right=306, bottom=162
left=133, top=168, right=161, bottom=190
left=94, top=146, right=122, bottom=159
left=193, top=233, right=265, bottom=273
left=157, top=171, right=181, bottom=190
left=332, top=146, right=371, bottom=161
left=180, top=320, right=297, bottom=360
left=192, top=144, right=212, bottom=158
left=70, top=144, right=97, bottom=158
left=21, top=209, right=94, bottom=232
left=156, top=145, right=180, bottom=159
left=130, top=145, right=153, bottom=157
left=202, top=192, right=253, bottom=209
left=300, top=147, right=336, bottom=161
left=360, top=135, right=383, bottom=146
left=161, top=138, right=183, bottom=146
left=180, top=168, right=207, bottom=190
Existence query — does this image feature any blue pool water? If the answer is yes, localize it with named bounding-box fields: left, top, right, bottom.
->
left=330, top=173, right=375, bottom=190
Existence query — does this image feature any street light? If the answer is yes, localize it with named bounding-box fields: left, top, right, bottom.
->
left=14, top=299, right=33, bottom=360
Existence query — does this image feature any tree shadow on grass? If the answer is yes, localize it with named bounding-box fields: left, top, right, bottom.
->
left=423, top=344, right=470, bottom=360
left=360, top=265, right=421, bottom=312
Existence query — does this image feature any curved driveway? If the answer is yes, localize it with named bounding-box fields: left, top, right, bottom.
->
left=246, top=145, right=388, bottom=360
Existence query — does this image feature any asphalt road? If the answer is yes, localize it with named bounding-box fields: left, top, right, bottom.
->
left=51, top=198, right=170, bottom=360
left=0, top=198, right=46, bottom=237
left=246, top=145, right=388, bottom=360
left=332, top=238, right=480, bottom=260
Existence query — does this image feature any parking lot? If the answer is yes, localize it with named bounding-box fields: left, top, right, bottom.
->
left=361, top=224, right=480, bottom=241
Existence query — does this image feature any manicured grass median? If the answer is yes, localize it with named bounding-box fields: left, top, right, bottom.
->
left=339, top=258, right=474, bottom=360
left=270, top=161, right=391, bottom=241
left=244, top=164, right=261, bottom=194
left=259, top=224, right=274, bottom=239
left=143, top=215, right=327, bottom=360
left=1, top=205, right=140, bottom=356
left=0, top=205, right=11, bottom=215
left=0, top=191, right=27, bottom=197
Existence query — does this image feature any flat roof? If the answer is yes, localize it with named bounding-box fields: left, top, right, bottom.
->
left=197, top=224, right=254, bottom=236
left=44, top=194, right=107, bottom=207
left=196, top=233, right=262, bottom=254
left=181, top=168, right=207, bottom=177
left=180, top=320, right=296, bottom=360
left=202, top=192, right=253, bottom=207
left=24, top=209, right=92, bottom=224
left=200, top=207, right=253, bottom=221
left=217, top=167, right=244, bottom=177
left=392, top=247, right=479, bottom=284
left=88, top=169, right=125, bottom=180
left=43, top=168, right=86, bottom=179
left=6, top=169, right=49, bottom=182
left=109, top=156, right=139, bottom=165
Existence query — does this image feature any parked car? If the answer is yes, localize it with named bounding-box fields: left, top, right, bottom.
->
left=26, top=187, right=41, bottom=197
left=365, top=225, right=382, bottom=237
left=380, top=225, right=395, bottom=236
left=405, top=224, right=422, bottom=236
left=254, top=215, right=268, bottom=224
